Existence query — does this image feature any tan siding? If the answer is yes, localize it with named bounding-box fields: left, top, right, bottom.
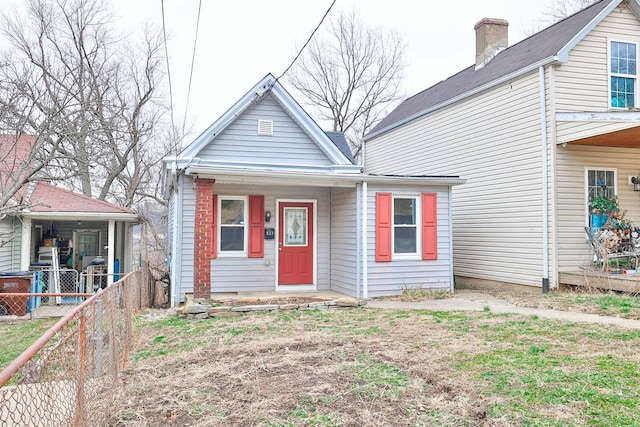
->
left=367, top=71, right=545, bottom=288
left=555, top=3, right=640, bottom=142
left=556, top=145, right=640, bottom=271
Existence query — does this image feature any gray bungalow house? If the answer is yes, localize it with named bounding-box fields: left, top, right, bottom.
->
left=365, top=0, right=640, bottom=292
left=163, top=74, right=464, bottom=305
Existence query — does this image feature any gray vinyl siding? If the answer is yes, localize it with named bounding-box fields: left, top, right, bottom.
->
left=555, top=3, right=640, bottom=143
left=177, top=175, right=196, bottom=300
left=367, top=71, right=545, bottom=288
left=555, top=145, right=640, bottom=271
left=0, top=217, right=20, bottom=272
left=329, top=187, right=358, bottom=296
left=210, top=184, right=330, bottom=293
left=196, top=95, right=333, bottom=166
left=366, top=185, right=452, bottom=298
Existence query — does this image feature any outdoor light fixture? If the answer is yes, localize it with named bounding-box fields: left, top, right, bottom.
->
left=265, top=211, right=271, bottom=223
left=77, top=220, right=82, bottom=226
left=632, top=176, right=640, bottom=192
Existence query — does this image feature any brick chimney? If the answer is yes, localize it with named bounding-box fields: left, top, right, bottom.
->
left=474, top=18, right=508, bottom=69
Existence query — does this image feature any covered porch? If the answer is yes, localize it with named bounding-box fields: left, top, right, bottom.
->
left=19, top=183, right=138, bottom=289
left=560, top=271, right=640, bottom=293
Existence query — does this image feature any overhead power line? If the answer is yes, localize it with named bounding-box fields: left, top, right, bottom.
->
left=183, top=0, right=203, bottom=136
left=276, top=0, right=337, bottom=82
left=160, top=0, right=175, bottom=136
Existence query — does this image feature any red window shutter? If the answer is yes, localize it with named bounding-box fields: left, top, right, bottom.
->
left=422, top=192, right=437, bottom=260
left=248, top=195, right=264, bottom=258
left=375, top=192, right=392, bottom=262
left=211, top=194, right=218, bottom=259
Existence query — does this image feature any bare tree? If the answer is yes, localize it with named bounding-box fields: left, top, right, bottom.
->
left=525, top=0, right=600, bottom=34
left=541, top=0, right=600, bottom=23
left=0, top=0, right=169, bottom=208
left=0, top=0, right=175, bottom=272
left=286, top=9, right=406, bottom=161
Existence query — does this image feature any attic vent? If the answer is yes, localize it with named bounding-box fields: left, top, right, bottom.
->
left=257, top=120, right=273, bottom=136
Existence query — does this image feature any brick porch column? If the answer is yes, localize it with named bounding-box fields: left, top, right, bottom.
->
left=194, top=178, right=215, bottom=299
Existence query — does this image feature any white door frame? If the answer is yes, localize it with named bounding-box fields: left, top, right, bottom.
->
left=274, top=198, right=317, bottom=291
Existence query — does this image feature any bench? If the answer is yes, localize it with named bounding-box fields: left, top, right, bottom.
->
left=584, top=227, right=639, bottom=272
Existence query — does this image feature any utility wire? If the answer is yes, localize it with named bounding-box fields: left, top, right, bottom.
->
left=182, top=0, right=203, bottom=136
left=276, top=0, right=337, bottom=82
left=160, top=0, right=176, bottom=142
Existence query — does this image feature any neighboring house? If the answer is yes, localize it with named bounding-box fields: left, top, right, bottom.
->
left=0, top=135, right=138, bottom=285
left=365, top=0, right=640, bottom=292
left=163, top=74, right=464, bottom=304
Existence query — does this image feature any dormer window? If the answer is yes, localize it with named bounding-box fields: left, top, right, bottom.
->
left=609, top=40, right=638, bottom=108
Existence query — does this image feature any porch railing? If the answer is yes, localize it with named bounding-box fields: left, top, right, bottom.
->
left=0, top=271, right=141, bottom=426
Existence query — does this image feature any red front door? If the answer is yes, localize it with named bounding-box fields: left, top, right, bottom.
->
left=278, top=202, right=313, bottom=285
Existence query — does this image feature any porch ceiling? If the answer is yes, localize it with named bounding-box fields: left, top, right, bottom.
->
left=567, top=126, right=640, bottom=148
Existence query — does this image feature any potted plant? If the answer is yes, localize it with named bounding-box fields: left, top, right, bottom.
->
left=590, top=196, right=619, bottom=229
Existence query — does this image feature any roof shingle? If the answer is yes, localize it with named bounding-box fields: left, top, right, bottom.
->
left=368, top=0, right=615, bottom=137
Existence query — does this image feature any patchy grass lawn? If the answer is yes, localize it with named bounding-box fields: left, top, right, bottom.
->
left=485, top=289, right=640, bottom=319
left=0, top=318, right=57, bottom=371
left=110, top=305, right=640, bottom=426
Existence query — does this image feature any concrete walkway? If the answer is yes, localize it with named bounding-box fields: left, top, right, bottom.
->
left=367, top=291, right=640, bottom=329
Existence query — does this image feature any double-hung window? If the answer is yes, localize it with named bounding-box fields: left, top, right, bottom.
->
left=218, top=196, right=248, bottom=255
left=586, top=168, right=616, bottom=221
left=610, top=40, right=638, bottom=108
left=375, top=192, right=437, bottom=262
left=393, top=196, right=419, bottom=257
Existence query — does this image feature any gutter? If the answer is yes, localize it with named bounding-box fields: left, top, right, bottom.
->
left=188, top=165, right=466, bottom=187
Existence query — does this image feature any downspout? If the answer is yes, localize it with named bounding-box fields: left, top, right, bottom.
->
left=355, top=184, right=361, bottom=299
left=448, top=187, right=454, bottom=293
left=539, top=66, right=550, bottom=293
left=361, top=180, right=368, bottom=299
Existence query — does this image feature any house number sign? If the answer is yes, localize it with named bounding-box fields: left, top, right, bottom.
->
left=264, top=228, right=275, bottom=239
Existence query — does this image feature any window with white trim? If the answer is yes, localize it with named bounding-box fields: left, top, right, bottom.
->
left=610, top=40, right=638, bottom=108
left=218, top=196, right=248, bottom=255
left=586, top=168, right=616, bottom=217
left=393, top=196, right=420, bottom=257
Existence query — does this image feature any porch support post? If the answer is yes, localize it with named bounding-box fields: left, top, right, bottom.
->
left=194, top=178, right=215, bottom=300
left=107, top=219, right=115, bottom=287
left=361, top=180, right=368, bottom=299
left=20, top=217, right=32, bottom=271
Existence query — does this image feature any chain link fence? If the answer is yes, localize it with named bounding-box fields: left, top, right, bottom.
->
left=0, top=271, right=141, bottom=426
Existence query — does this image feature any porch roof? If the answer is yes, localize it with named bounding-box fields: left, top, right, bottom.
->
left=23, top=182, right=138, bottom=221
left=564, top=125, right=640, bottom=148
left=188, top=164, right=465, bottom=187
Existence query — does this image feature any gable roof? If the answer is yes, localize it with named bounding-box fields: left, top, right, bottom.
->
left=24, top=182, right=136, bottom=219
left=177, top=73, right=356, bottom=167
left=367, top=0, right=630, bottom=139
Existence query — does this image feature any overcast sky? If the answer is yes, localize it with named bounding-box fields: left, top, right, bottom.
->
left=5, top=0, right=554, bottom=141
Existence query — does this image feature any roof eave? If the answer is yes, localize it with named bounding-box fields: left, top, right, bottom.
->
left=556, top=0, right=623, bottom=62
left=367, top=0, right=627, bottom=141
left=23, top=212, right=139, bottom=221
left=366, top=56, right=559, bottom=140
left=178, top=74, right=353, bottom=166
